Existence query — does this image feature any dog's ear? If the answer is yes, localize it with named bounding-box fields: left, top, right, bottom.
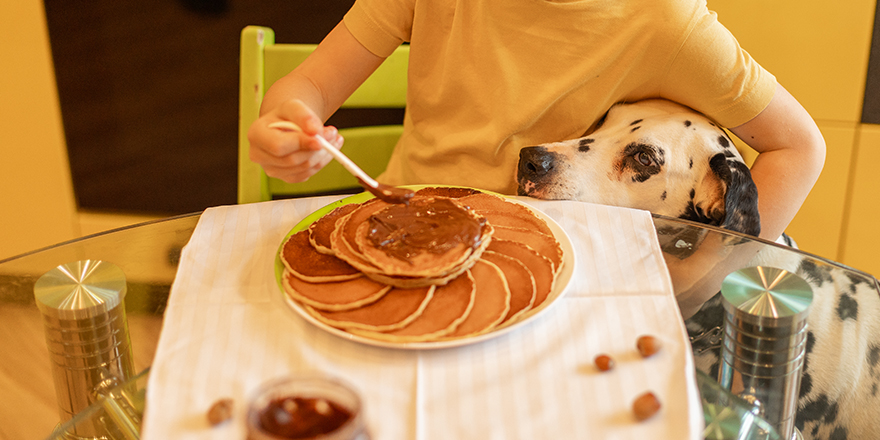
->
left=685, top=153, right=761, bottom=237
left=716, top=155, right=761, bottom=236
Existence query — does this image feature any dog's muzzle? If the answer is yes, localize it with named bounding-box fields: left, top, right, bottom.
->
left=517, top=146, right=561, bottom=195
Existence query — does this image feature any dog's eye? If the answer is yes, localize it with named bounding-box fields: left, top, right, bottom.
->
left=636, top=152, right=654, bottom=167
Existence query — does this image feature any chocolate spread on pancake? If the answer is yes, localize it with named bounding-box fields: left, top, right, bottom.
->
left=367, top=198, right=486, bottom=264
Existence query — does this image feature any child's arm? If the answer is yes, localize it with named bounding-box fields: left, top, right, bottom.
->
left=247, top=22, right=386, bottom=183
left=729, top=83, right=826, bottom=241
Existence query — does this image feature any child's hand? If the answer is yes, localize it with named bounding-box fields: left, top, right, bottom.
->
left=247, top=99, right=344, bottom=183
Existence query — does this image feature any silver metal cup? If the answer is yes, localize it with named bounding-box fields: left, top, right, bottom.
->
left=718, top=266, right=812, bottom=440
left=34, top=260, right=136, bottom=438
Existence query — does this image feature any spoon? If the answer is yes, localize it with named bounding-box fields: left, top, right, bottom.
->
left=267, top=121, right=414, bottom=205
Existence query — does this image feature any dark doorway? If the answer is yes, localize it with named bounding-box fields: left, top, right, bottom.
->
left=44, top=0, right=355, bottom=214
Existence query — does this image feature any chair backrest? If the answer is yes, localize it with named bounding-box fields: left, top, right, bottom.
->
left=238, top=26, right=408, bottom=204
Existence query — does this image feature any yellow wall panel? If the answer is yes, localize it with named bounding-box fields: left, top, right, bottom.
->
left=708, top=0, right=876, bottom=123
left=0, top=0, right=79, bottom=260
left=841, top=125, right=880, bottom=276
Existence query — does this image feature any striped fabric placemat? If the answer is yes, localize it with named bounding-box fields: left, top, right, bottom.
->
left=143, top=196, right=702, bottom=439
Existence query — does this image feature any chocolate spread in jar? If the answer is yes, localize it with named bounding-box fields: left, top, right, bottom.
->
left=258, top=396, right=352, bottom=439
left=367, top=198, right=486, bottom=263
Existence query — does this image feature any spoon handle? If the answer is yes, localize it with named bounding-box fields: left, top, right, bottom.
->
left=267, top=121, right=380, bottom=189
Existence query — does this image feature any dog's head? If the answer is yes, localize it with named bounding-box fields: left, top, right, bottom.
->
left=516, top=99, right=760, bottom=237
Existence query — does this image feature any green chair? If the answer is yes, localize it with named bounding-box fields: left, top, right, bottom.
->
left=238, top=26, right=408, bottom=204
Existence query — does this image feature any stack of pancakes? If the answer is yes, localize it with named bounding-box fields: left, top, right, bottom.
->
left=280, top=187, right=565, bottom=343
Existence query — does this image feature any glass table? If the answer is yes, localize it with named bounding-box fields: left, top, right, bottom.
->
left=1, top=206, right=876, bottom=440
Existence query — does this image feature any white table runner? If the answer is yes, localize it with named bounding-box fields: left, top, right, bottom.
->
left=142, top=197, right=702, bottom=439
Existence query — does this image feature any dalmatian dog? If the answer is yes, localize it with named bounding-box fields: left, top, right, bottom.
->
left=517, top=99, right=880, bottom=439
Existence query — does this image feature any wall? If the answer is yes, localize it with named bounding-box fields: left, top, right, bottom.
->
left=0, top=0, right=79, bottom=260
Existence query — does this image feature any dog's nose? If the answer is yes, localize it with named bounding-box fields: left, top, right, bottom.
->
left=518, top=146, right=557, bottom=179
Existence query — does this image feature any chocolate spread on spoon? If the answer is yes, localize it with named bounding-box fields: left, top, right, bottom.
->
left=367, top=198, right=486, bottom=263
left=357, top=177, right=414, bottom=205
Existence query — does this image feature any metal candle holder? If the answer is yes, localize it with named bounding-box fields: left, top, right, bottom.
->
left=718, top=266, right=812, bottom=440
left=34, top=260, right=136, bottom=438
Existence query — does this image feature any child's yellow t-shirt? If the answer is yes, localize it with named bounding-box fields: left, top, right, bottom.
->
left=343, top=0, right=776, bottom=194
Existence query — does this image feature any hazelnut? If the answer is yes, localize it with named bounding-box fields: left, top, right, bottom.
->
left=207, top=398, right=234, bottom=426
left=594, top=354, right=615, bottom=372
left=636, top=335, right=662, bottom=358
left=632, top=391, right=661, bottom=421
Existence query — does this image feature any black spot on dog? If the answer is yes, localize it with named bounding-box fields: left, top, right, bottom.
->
left=845, top=271, right=873, bottom=288
left=797, top=394, right=831, bottom=429
left=688, top=157, right=693, bottom=169
left=799, top=331, right=817, bottom=398
left=689, top=188, right=695, bottom=199
left=723, top=149, right=737, bottom=158
left=800, top=371, right=813, bottom=398
left=798, top=259, right=834, bottom=287
left=837, top=294, right=858, bottom=321
left=718, top=135, right=730, bottom=149
left=630, top=126, right=641, bottom=133
left=629, top=119, right=643, bottom=126
left=868, top=345, right=880, bottom=370
left=826, top=401, right=840, bottom=425
left=578, top=138, right=593, bottom=152
left=829, top=426, right=848, bottom=440
left=806, top=330, right=816, bottom=354
left=684, top=120, right=692, bottom=127
left=660, top=191, right=667, bottom=201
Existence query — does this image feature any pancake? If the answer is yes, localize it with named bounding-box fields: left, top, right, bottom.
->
left=480, top=251, right=536, bottom=325
left=349, top=270, right=476, bottom=342
left=281, top=230, right=360, bottom=282
left=413, top=186, right=483, bottom=199
left=491, top=226, right=564, bottom=274
left=309, top=203, right=359, bottom=254
left=458, top=193, right=555, bottom=237
left=329, top=200, right=483, bottom=288
left=330, top=199, right=389, bottom=274
left=283, top=270, right=391, bottom=311
left=306, top=285, right=435, bottom=331
left=352, top=257, right=475, bottom=289
left=444, top=260, right=510, bottom=339
left=356, top=221, right=478, bottom=278
left=486, top=239, right=556, bottom=310
left=352, top=197, right=494, bottom=286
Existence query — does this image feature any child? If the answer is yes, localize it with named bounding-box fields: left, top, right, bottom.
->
left=247, top=0, right=825, bottom=243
